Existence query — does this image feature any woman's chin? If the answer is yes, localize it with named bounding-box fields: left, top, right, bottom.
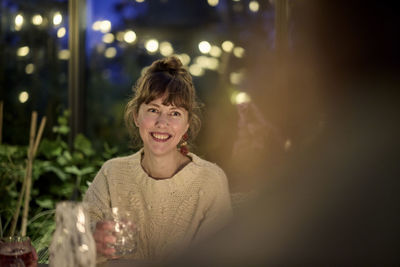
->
left=145, top=144, right=177, bottom=157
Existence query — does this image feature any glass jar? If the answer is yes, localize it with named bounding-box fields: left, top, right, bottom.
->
left=49, top=201, right=96, bottom=267
left=0, top=236, right=37, bottom=267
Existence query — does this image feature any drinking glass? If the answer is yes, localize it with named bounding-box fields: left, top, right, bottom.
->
left=49, top=201, right=96, bottom=267
left=105, top=207, right=137, bottom=257
left=0, top=236, right=37, bottom=267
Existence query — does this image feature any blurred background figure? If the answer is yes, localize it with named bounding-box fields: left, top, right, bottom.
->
left=229, top=101, right=287, bottom=209
left=165, top=0, right=400, bottom=265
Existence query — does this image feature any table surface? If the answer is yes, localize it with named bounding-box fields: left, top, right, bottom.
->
left=38, top=259, right=154, bottom=267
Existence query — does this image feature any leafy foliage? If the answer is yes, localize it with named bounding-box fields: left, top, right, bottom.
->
left=0, top=110, right=124, bottom=263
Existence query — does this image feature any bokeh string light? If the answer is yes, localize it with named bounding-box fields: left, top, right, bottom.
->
left=159, top=41, right=174, bottom=57
left=53, top=12, right=62, bottom=26
left=102, top=33, right=114, bottom=43
left=18, top=91, right=29, bottom=103
left=123, top=30, right=137, bottom=43
left=32, top=14, right=43, bottom=26
left=25, top=64, right=35, bottom=74
left=207, top=0, right=219, bottom=7
left=57, top=27, right=66, bottom=38
left=105, top=47, right=117, bottom=58
left=198, top=41, right=211, bottom=54
left=222, top=40, right=234, bottom=52
left=17, top=46, right=30, bottom=57
left=249, top=1, right=260, bottom=12
left=9, top=4, right=250, bottom=105
left=145, top=39, right=159, bottom=53
left=15, top=14, right=23, bottom=30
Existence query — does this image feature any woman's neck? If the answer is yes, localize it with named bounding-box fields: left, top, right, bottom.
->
left=141, top=149, right=190, bottom=179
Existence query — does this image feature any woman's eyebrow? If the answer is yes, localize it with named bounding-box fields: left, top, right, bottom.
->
left=148, top=103, right=160, bottom=107
left=148, top=102, right=184, bottom=110
left=169, top=106, right=184, bottom=111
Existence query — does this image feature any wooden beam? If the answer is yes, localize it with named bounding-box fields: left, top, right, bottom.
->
left=68, top=0, right=87, bottom=145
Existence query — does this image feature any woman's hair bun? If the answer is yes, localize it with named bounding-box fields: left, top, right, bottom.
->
left=150, top=56, right=183, bottom=75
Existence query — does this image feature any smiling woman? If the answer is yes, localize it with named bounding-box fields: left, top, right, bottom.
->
left=134, top=98, right=190, bottom=176
left=83, top=56, right=232, bottom=263
left=125, top=56, right=202, bottom=151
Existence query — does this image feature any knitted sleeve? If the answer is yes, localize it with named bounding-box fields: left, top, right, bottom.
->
left=83, top=163, right=111, bottom=230
left=193, top=166, right=233, bottom=243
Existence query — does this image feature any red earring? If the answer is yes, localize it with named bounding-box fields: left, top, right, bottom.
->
left=179, top=133, right=189, bottom=155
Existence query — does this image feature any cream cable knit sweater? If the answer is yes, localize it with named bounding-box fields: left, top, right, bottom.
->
left=83, top=149, right=232, bottom=261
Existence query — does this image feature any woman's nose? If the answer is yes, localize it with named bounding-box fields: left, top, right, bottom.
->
left=155, top=113, right=169, bottom=127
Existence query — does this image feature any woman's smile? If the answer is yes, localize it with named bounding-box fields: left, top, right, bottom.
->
left=150, top=132, right=172, bottom=142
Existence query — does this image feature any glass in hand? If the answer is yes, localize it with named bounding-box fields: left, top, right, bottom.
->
left=105, top=207, right=137, bottom=257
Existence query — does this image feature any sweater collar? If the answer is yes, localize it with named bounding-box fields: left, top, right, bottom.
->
left=133, top=148, right=199, bottom=181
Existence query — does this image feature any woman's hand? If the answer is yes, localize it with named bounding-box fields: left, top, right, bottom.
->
left=93, top=220, right=118, bottom=258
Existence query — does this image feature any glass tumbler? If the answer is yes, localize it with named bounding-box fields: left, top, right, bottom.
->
left=0, top=236, right=37, bottom=267
left=105, top=207, right=137, bottom=257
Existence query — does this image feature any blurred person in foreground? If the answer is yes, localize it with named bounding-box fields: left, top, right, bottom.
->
left=229, top=100, right=286, bottom=209
left=164, top=1, right=400, bottom=266
left=83, top=56, right=232, bottom=263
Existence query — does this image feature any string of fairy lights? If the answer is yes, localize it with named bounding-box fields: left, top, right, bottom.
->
left=12, top=0, right=262, bottom=105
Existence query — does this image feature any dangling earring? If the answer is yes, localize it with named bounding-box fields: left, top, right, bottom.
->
left=179, top=133, right=189, bottom=155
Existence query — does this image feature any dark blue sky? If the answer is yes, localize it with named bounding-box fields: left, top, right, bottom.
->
left=86, top=0, right=121, bottom=50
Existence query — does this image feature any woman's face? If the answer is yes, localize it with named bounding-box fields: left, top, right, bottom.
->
left=134, top=96, right=189, bottom=157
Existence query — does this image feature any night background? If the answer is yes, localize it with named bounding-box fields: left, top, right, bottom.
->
left=1, top=0, right=400, bottom=265
left=0, top=0, right=275, bottom=152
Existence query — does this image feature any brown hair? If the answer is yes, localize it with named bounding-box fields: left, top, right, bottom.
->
left=124, top=56, right=202, bottom=148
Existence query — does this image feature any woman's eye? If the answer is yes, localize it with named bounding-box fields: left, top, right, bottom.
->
left=148, top=108, right=158, bottom=113
left=171, top=111, right=181, bottom=117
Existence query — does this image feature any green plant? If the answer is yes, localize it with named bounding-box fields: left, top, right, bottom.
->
left=0, top=110, right=123, bottom=263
